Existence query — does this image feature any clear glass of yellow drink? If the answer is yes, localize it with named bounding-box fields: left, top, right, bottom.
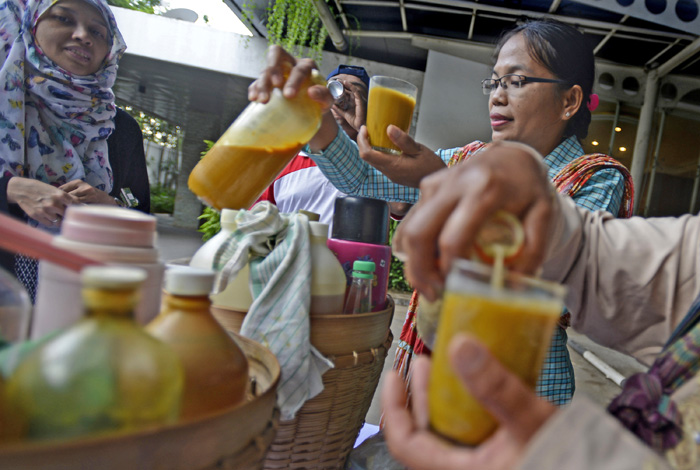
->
left=428, top=258, right=565, bottom=446
left=366, top=76, right=417, bottom=154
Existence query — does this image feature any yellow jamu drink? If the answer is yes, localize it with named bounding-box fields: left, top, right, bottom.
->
left=428, top=259, right=564, bottom=446
left=366, top=80, right=416, bottom=154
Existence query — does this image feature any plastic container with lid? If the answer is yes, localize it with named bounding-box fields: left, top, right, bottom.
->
left=309, top=221, right=347, bottom=315
left=188, top=71, right=327, bottom=210
left=32, top=205, right=164, bottom=339
left=146, top=267, right=249, bottom=420
left=327, top=196, right=391, bottom=311
left=6, top=266, right=183, bottom=441
left=189, top=208, right=253, bottom=313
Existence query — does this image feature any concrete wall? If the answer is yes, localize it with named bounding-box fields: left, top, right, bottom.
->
left=415, top=51, right=492, bottom=151
left=112, top=8, right=267, bottom=79
left=112, top=7, right=423, bottom=94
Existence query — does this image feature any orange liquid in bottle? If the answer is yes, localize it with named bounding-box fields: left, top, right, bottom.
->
left=366, top=86, right=416, bottom=153
left=188, top=143, right=304, bottom=211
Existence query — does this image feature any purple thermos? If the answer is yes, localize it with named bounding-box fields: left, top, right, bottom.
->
left=327, top=196, right=391, bottom=311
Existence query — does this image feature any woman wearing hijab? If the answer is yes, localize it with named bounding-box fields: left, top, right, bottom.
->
left=0, top=0, right=150, bottom=299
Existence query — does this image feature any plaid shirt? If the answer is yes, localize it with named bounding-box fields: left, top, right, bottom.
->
left=307, top=132, right=625, bottom=215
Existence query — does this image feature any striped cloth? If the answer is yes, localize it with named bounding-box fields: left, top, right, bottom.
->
left=608, top=293, right=700, bottom=451
left=213, top=202, right=333, bottom=420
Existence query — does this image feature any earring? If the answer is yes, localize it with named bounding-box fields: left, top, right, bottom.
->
left=565, top=112, right=571, bottom=117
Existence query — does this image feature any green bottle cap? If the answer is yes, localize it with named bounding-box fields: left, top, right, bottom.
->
left=352, top=260, right=375, bottom=274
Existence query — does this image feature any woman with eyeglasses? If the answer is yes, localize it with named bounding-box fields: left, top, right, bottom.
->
left=249, top=18, right=633, bottom=407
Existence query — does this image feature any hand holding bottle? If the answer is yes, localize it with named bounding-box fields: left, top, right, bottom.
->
left=247, top=45, right=340, bottom=153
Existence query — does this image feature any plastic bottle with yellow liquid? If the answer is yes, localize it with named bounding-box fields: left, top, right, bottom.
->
left=188, top=71, right=327, bottom=210
left=146, top=267, right=249, bottom=420
left=5, top=266, right=184, bottom=441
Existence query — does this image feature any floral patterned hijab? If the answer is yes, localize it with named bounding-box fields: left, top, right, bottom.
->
left=0, top=0, right=126, bottom=194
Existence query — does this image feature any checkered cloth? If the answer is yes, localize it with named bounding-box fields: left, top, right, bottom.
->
left=213, top=202, right=333, bottom=420
left=609, top=294, right=700, bottom=451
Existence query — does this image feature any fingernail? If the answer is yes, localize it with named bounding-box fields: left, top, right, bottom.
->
left=450, top=336, right=485, bottom=377
left=388, top=126, right=399, bottom=138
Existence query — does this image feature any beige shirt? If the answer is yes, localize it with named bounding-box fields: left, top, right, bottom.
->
left=518, top=194, right=700, bottom=469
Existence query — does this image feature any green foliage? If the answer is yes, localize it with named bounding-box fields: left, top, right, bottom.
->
left=106, top=0, right=161, bottom=14
left=266, top=0, right=328, bottom=62
left=388, top=219, right=412, bottom=293
left=243, top=0, right=328, bottom=62
left=122, top=105, right=181, bottom=149
left=197, top=140, right=222, bottom=242
left=150, top=184, right=175, bottom=214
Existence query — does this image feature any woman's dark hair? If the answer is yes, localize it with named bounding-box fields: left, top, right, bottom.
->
left=494, top=19, right=594, bottom=140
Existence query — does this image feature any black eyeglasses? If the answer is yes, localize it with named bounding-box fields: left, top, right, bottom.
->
left=481, top=74, right=567, bottom=95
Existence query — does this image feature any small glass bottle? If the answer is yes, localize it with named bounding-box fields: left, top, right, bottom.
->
left=6, top=266, right=184, bottom=441
left=146, top=267, right=249, bottom=420
left=343, top=261, right=375, bottom=315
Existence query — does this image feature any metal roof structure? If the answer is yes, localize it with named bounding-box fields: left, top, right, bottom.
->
left=228, top=0, right=700, bottom=105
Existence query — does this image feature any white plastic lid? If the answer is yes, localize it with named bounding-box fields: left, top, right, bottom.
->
left=309, top=221, right=329, bottom=238
left=165, top=266, right=216, bottom=296
left=81, top=266, right=147, bottom=289
left=220, top=209, right=239, bottom=225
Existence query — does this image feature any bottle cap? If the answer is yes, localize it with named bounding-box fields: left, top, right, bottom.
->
left=309, top=221, right=330, bottom=237
left=165, top=266, right=216, bottom=296
left=81, top=266, right=147, bottom=289
left=327, top=80, right=344, bottom=100
left=331, top=196, right=389, bottom=245
left=353, top=260, right=376, bottom=273
left=220, top=209, right=239, bottom=225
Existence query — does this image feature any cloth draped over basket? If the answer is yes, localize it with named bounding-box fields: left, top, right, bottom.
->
left=213, top=202, right=333, bottom=420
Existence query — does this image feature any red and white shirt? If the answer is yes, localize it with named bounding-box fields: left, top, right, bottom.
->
left=256, top=152, right=346, bottom=228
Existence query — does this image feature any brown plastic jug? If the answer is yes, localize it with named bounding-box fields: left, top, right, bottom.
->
left=188, top=71, right=326, bottom=210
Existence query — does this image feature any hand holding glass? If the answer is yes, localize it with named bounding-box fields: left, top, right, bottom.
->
left=428, top=259, right=565, bottom=445
left=366, top=76, right=417, bottom=154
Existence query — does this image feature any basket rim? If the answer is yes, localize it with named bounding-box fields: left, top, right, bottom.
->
left=310, top=295, right=394, bottom=320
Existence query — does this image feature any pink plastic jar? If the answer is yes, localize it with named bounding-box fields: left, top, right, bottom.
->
left=328, top=196, right=391, bottom=311
left=32, top=206, right=164, bottom=339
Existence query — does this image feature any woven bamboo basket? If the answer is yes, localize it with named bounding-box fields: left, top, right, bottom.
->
left=212, top=297, right=395, bottom=470
left=0, top=334, right=281, bottom=470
